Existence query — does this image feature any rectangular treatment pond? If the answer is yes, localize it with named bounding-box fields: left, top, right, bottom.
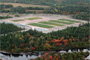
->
left=28, top=23, right=53, bottom=28
left=39, top=21, right=64, bottom=26
left=58, top=19, right=80, bottom=23
left=26, top=17, right=42, bottom=20
left=50, top=20, right=73, bottom=24
left=12, top=19, right=24, bottom=22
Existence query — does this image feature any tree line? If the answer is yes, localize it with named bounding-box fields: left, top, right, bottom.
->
left=0, top=4, right=13, bottom=10
left=0, top=4, right=89, bottom=20
left=35, top=51, right=89, bottom=60
left=0, top=15, right=12, bottom=19
left=0, top=23, right=90, bottom=53
left=0, top=23, right=22, bottom=34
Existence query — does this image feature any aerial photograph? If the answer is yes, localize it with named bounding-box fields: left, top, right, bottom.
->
left=0, top=0, right=90, bottom=60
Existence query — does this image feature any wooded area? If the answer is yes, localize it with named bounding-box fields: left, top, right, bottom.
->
left=0, top=23, right=90, bottom=53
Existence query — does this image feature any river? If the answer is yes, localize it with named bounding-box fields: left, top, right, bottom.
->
left=0, top=49, right=90, bottom=60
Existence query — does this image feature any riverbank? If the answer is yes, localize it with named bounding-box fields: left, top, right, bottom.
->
left=0, top=49, right=90, bottom=60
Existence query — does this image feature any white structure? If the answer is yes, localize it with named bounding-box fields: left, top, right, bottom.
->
left=85, top=55, right=90, bottom=60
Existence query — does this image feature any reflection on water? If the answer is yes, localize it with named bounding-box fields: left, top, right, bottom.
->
left=35, top=28, right=48, bottom=31
left=0, top=49, right=90, bottom=60
left=0, top=53, right=41, bottom=60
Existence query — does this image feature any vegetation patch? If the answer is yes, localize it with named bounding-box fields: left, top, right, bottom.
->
left=0, top=23, right=90, bottom=53
left=0, top=15, right=12, bottom=19
left=12, top=19, right=24, bottom=22
left=35, top=51, right=89, bottom=60
left=40, top=21, right=64, bottom=26
left=59, top=19, right=80, bottom=23
left=26, top=17, right=42, bottom=20
left=0, top=23, right=22, bottom=34
left=50, top=20, right=73, bottom=24
left=73, top=12, right=89, bottom=21
left=29, top=23, right=53, bottom=28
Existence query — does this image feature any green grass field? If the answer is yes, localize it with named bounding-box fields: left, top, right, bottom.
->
left=12, top=19, right=24, bottom=22
left=40, top=21, right=64, bottom=26
left=28, top=19, right=80, bottom=28
left=26, top=17, right=42, bottom=20
left=50, top=20, right=73, bottom=24
left=29, top=23, right=53, bottom=28
left=59, top=19, right=80, bottom=23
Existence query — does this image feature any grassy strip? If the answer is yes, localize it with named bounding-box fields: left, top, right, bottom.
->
left=40, top=21, right=64, bottom=26
left=26, top=17, right=42, bottom=20
left=29, top=23, right=53, bottom=28
left=50, top=20, right=73, bottom=24
left=59, top=19, right=80, bottom=23
left=12, top=19, right=24, bottom=22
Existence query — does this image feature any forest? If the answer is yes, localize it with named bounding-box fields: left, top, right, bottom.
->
left=0, top=0, right=89, bottom=6
left=0, top=23, right=90, bottom=53
left=0, top=23, right=22, bottom=34
left=34, top=51, right=89, bottom=60
left=0, top=0, right=89, bottom=20
left=0, top=0, right=89, bottom=60
left=0, top=4, right=89, bottom=20
left=43, top=5, right=89, bottom=20
left=0, top=0, right=60, bottom=6
left=0, top=15, right=12, bottom=19
left=0, top=4, right=13, bottom=10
